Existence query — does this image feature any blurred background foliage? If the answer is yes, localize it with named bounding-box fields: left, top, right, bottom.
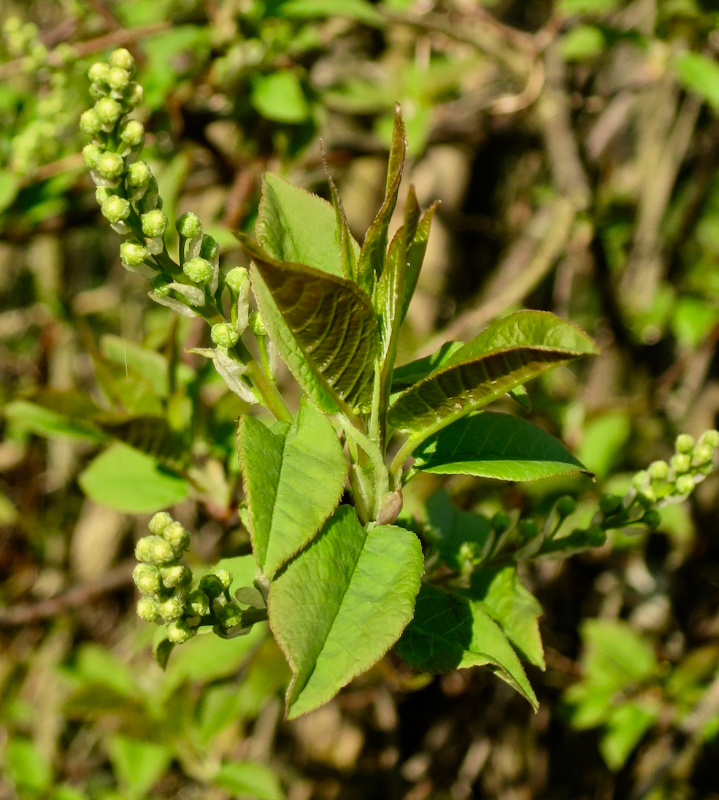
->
left=2, top=0, right=719, bottom=798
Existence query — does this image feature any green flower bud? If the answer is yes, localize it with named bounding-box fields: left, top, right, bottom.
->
left=126, top=160, right=151, bottom=188
left=149, top=511, right=173, bottom=535
left=555, top=496, right=577, bottom=517
left=136, top=596, right=158, bottom=622
left=162, top=521, right=190, bottom=553
left=211, top=322, right=239, bottom=349
left=120, top=241, right=150, bottom=267
left=200, top=235, right=219, bottom=262
left=82, top=143, right=101, bottom=168
left=671, top=453, right=691, bottom=474
left=199, top=574, right=224, bottom=599
left=3, top=17, right=21, bottom=34
left=216, top=602, right=242, bottom=629
left=249, top=311, right=267, bottom=337
left=107, top=66, right=130, bottom=92
left=491, top=512, right=511, bottom=534
left=95, top=186, right=114, bottom=205
left=637, top=488, right=656, bottom=506
left=600, top=494, right=622, bottom=514
left=699, top=429, right=719, bottom=449
left=648, top=460, right=669, bottom=481
left=136, top=535, right=175, bottom=564
left=134, top=536, right=155, bottom=563
left=95, top=97, right=123, bottom=126
left=133, top=563, right=162, bottom=595
left=518, top=518, right=538, bottom=541
left=224, top=266, right=249, bottom=295
left=80, top=108, right=102, bottom=136
left=187, top=589, right=210, bottom=616
left=95, top=151, right=124, bottom=181
left=692, top=442, right=712, bottom=464
left=158, top=593, right=185, bottom=621
left=151, top=276, right=172, bottom=297
left=585, top=525, right=607, bottom=547
left=109, top=48, right=135, bottom=73
left=676, top=434, right=695, bottom=454
left=675, top=474, right=695, bottom=495
left=166, top=618, right=196, bottom=644
left=101, top=195, right=131, bottom=224
left=632, top=470, right=650, bottom=489
left=216, top=569, right=233, bottom=590
left=177, top=212, right=203, bottom=239
left=141, top=209, right=168, bottom=238
left=160, top=564, right=191, bottom=589
left=126, top=82, right=144, bottom=106
left=89, top=82, right=105, bottom=100
left=643, top=509, right=661, bottom=530
left=120, top=119, right=144, bottom=147
left=88, top=61, right=110, bottom=84
left=183, top=256, right=213, bottom=285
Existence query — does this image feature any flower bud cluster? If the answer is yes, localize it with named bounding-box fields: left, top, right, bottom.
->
left=134, top=512, right=262, bottom=648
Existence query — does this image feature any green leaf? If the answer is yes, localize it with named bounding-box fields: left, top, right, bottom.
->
left=395, top=584, right=538, bottom=709
left=72, top=644, right=140, bottom=699
left=389, top=310, right=599, bottom=436
left=256, top=172, right=358, bottom=279
left=107, top=735, right=171, bottom=798
left=5, top=737, right=52, bottom=794
left=269, top=505, right=423, bottom=718
left=577, top=410, right=630, bottom=479
left=78, top=442, right=188, bottom=513
left=392, top=342, right=465, bottom=391
left=153, top=637, right=175, bottom=671
left=464, top=565, right=545, bottom=669
left=579, top=619, right=658, bottom=692
left=279, top=0, right=384, bottom=25
left=672, top=51, right=719, bottom=110
left=214, top=761, right=285, bottom=800
left=413, top=412, right=590, bottom=481
left=425, top=489, right=493, bottom=572
left=101, top=335, right=194, bottom=398
left=239, top=235, right=379, bottom=412
left=3, top=399, right=105, bottom=442
left=251, top=70, right=311, bottom=124
left=94, top=414, right=186, bottom=468
left=559, top=25, right=605, bottom=62
left=0, top=169, right=19, bottom=214
left=600, top=701, right=659, bottom=771
left=356, top=105, right=407, bottom=295
left=237, top=398, right=347, bottom=578
left=400, top=200, right=439, bottom=324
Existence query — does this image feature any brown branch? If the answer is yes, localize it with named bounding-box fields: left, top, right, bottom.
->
left=0, top=560, right=135, bottom=626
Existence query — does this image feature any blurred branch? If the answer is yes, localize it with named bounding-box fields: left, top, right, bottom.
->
left=0, top=560, right=134, bottom=626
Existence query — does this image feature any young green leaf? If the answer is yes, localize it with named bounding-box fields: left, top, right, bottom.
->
left=425, top=489, right=493, bottom=571
left=214, top=761, right=285, bottom=800
left=400, top=200, right=440, bottom=324
left=395, top=584, right=538, bottom=709
left=238, top=235, right=379, bottom=412
left=413, top=411, right=590, bottom=481
left=107, top=735, right=172, bottom=799
left=389, top=310, right=599, bottom=436
left=269, top=504, right=423, bottom=719
left=392, top=341, right=465, bottom=391
left=600, top=702, right=659, bottom=771
left=237, top=398, right=347, bottom=578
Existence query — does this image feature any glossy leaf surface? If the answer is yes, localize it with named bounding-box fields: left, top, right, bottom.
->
left=269, top=505, right=423, bottom=719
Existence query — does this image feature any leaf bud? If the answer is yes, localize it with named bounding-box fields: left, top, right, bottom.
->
left=518, top=518, right=538, bottom=541
left=120, top=119, right=144, bottom=147
left=166, top=618, right=196, bottom=644
left=109, top=48, right=135, bottom=74
left=648, top=460, right=669, bottom=481
left=199, top=573, right=225, bottom=599
left=491, top=512, right=511, bottom=533
left=107, top=66, right=131, bottom=92
left=225, top=266, right=249, bottom=296
left=183, top=256, right=213, bottom=285
left=599, top=494, right=622, bottom=514
left=585, top=525, right=607, bottom=547
left=216, top=602, right=242, bottom=629
left=101, top=195, right=131, bottom=224
left=676, top=433, right=695, bottom=454
left=149, top=511, right=173, bottom=535
left=163, top=521, right=190, bottom=554
left=157, top=593, right=185, bottom=621
left=82, top=143, right=101, bottom=168
left=136, top=597, right=158, bottom=622
left=126, top=160, right=151, bottom=188
left=699, top=429, right=719, bottom=449
left=141, top=209, right=168, bottom=238
left=95, top=151, right=125, bottom=181
left=670, top=453, right=691, bottom=474
left=176, top=212, right=203, bottom=239
left=94, top=97, right=123, bottom=126
left=216, top=569, right=233, bottom=590
left=555, top=496, right=577, bottom=518
left=643, top=509, right=661, bottom=530
left=80, top=108, right=102, bottom=136
left=675, top=474, right=695, bottom=495
left=125, top=82, right=144, bottom=106
left=211, top=322, right=240, bottom=349
left=88, top=61, right=110, bottom=84
left=133, top=563, right=161, bottom=595
left=160, top=564, right=191, bottom=589
left=693, top=443, right=714, bottom=466
left=120, top=241, right=150, bottom=267
left=249, top=311, right=267, bottom=337
left=187, top=589, right=210, bottom=616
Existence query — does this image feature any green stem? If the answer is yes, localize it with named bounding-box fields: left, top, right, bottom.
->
left=342, top=416, right=389, bottom=520
left=390, top=435, right=419, bottom=488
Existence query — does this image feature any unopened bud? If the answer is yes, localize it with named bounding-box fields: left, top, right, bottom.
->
left=166, top=618, right=196, bottom=644
left=377, top=489, right=403, bottom=525
left=216, top=569, right=233, bottom=590
left=699, top=429, right=719, bottom=449
left=125, top=82, right=144, bottom=106
left=141, top=209, right=168, bottom=238
left=176, top=212, right=203, bottom=239
left=151, top=276, right=172, bottom=298
left=199, top=574, right=224, bottom=599
left=88, top=61, right=110, bottom=84
left=95, top=97, right=123, bottom=126
left=676, top=434, right=695, bottom=454
left=95, top=151, right=124, bottom=181
left=183, top=256, right=213, bottom=285
left=555, top=496, right=577, bottom=517
left=160, top=564, right=191, bottom=589
left=211, top=322, right=239, bottom=349
left=518, top=518, right=538, bottom=541
left=187, top=589, right=210, bottom=616
left=120, top=119, right=144, bottom=147
left=216, top=602, right=242, bottom=628
left=599, top=494, right=622, bottom=514
left=648, top=460, right=669, bottom=481
left=585, top=525, right=607, bottom=547
left=675, top=474, right=695, bottom=495
left=671, top=453, right=691, bottom=474
left=136, top=597, right=158, bottom=622
left=107, top=66, right=130, bottom=93
left=149, top=511, right=173, bottom=535
left=163, top=521, right=190, bottom=553
left=225, top=266, right=249, bottom=295
left=200, top=235, right=219, bottom=263
left=133, top=564, right=161, bottom=595
left=158, top=593, right=185, bottom=621
left=249, top=311, right=267, bottom=337
left=109, top=48, right=135, bottom=73
left=126, top=160, right=151, bottom=188
left=80, top=108, right=102, bottom=136
left=632, top=470, right=650, bottom=490
left=643, top=509, right=661, bottom=530
left=491, top=512, right=511, bottom=533
left=95, top=186, right=114, bottom=205
left=101, top=195, right=130, bottom=223
left=693, top=443, right=714, bottom=466
left=82, top=143, right=101, bottom=168
left=120, top=241, right=149, bottom=267
left=637, top=488, right=656, bottom=506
